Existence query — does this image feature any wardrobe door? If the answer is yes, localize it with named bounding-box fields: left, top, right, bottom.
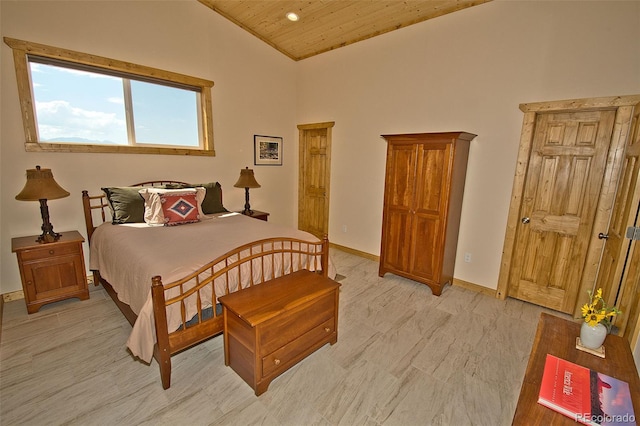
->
left=379, top=143, right=417, bottom=274
left=410, top=142, right=450, bottom=283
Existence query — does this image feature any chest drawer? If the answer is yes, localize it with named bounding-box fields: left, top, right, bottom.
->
left=18, top=243, right=80, bottom=262
left=262, top=317, right=335, bottom=377
left=259, top=292, right=335, bottom=354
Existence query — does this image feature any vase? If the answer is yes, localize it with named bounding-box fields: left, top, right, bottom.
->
left=580, top=322, right=608, bottom=349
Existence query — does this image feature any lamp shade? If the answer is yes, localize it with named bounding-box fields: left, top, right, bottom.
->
left=15, top=166, right=70, bottom=201
left=233, top=167, right=261, bottom=189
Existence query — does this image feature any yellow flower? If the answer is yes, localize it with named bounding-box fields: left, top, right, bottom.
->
left=581, top=288, right=621, bottom=328
left=586, top=311, right=606, bottom=327
left=594, top=288, right=603, bottom=302
left=581, top=303, right=595, bottom=318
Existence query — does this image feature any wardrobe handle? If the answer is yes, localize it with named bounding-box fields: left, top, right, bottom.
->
left=521, top=217, right=530, bottom=224
left=598, top=233, right=609, bottom=240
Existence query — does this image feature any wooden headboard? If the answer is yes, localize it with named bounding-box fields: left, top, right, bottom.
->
left=81, top=181, right=190, bottom=242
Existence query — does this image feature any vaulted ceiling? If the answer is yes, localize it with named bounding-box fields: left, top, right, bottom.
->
left=198, top=1, right=491, bottom=61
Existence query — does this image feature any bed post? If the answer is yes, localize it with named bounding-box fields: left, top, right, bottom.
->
left=81, top=190, right=95, bottom=242
left=321, top=235, right=329, bottom=278
left=151, top=275, right=172, bottom=389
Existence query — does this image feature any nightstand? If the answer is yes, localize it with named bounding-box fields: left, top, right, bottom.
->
left=11, top=230, right=89, bottom=313
left=237, top=210, right=269, bottom=221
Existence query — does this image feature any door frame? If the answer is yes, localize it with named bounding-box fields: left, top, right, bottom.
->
left=496, top=95, right=640, bottom=318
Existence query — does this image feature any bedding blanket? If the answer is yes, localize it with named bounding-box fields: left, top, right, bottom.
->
left=89, top=212, right=335, bottom=362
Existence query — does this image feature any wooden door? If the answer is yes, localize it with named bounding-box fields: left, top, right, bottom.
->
left=298, top=122, right=334, bottom=239
left=619, top=203, right=640, bottom=346
left=380, top=143, right=418, bottom=273
left=507, top=110, right=615, bottom=313
left=597, top=110, right=640, bottom=340
left=596, top=111, right=639, bottom=309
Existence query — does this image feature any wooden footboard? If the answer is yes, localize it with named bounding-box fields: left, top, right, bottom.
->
left=151, top=236, right=329, bottom=389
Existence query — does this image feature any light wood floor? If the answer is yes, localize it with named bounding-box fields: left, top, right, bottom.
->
left=0, top=249, right=569, bottom=425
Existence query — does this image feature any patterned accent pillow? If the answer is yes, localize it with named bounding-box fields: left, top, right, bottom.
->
left=159, top=192, right=201, bottom=226
left=139, top=187, right=205, bottom=225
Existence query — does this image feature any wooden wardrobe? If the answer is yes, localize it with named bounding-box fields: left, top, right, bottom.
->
left=379, top=132, right=477, bottom=296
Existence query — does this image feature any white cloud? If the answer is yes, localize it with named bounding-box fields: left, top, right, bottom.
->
left=35, top=100, right=126, bottom=143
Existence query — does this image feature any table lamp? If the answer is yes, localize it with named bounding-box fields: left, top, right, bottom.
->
left=15, top=165, right=70, bottom=243
left=233, top=167, right=261, bottom=215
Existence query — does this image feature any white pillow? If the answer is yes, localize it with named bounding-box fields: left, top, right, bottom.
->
left=138, top=187, right=206, bottom=225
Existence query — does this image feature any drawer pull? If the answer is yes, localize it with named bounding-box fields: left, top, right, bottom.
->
left=274, top=358, right=281, bottom=366
left=27, top=281, right=32, bottom=286
left=49, top=250, right=55, bottom=255
left=324, top=327, right=331, bottom=333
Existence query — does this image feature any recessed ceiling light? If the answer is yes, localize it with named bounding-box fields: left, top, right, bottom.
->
left=286, top=12, right=299, bottom=22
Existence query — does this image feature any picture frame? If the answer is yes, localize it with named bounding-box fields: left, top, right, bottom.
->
left=254, top=135, right=283, bottom=166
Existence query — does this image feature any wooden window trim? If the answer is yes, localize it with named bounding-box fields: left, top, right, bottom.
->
left=4, top=37, right=215, bottom=156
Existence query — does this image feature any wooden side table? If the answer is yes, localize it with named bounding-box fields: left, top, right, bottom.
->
left=11, top=230, right=89, bottom=313
left=219, top=270, right=340, bottom=395
left=512, top=312, right=640, bottom=424
left=236, top=210, right=269, bottom=221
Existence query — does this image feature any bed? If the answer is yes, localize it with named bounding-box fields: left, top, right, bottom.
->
left=82, top=180, right=332, bottom=389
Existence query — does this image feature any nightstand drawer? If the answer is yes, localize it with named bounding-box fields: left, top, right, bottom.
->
left=18, top=243, right=80, bottom=262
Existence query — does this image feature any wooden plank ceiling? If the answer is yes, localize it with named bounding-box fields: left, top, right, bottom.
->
left=198, top=0, right=490, bottom=61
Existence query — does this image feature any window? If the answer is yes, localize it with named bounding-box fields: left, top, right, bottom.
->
left=4, top=37, right=215, bottom=156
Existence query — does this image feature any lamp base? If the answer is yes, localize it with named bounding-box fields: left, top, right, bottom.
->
left=242, top=188, right=254, bottom=216
left=37, top=230, right=62, bottom=244
left=37, top=199, right=61, bottom=243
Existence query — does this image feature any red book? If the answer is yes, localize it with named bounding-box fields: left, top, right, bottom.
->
left=538, top=354, right=637, bottom=425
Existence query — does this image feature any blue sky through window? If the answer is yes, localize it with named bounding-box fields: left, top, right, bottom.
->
left=131, top=80, right=199, bottom=146
left=30, top=62, right=199, bottom=147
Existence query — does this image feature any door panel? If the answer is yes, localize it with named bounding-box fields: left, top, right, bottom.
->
left=410, top=215, right=440, bottom=280
left=509, top=110, right=615, bottom=313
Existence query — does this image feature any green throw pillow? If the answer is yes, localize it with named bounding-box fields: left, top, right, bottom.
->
left=191, top=182, right=227, bottom=214
left=102, top=187, right=145, bottom=224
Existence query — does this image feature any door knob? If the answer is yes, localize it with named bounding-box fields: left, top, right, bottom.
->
left=598, top=233, right=609, bottom=240
left=521, top=217, right=530, bottom=224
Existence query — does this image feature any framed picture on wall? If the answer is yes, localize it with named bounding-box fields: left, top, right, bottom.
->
left=254, top=135, right=283, bottom=166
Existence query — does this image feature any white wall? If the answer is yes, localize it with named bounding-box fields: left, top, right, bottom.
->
left=2, top=1, right=640, bottom=297
left=296, top=0, right=640, bottom=289
left=0, top=1, right=298, bottom=294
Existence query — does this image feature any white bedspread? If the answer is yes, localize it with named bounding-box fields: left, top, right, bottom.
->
left=89, top=212, right=334, bottom=362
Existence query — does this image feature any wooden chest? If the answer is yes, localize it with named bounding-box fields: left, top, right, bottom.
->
left=219, top=270, right=340, bottom=395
